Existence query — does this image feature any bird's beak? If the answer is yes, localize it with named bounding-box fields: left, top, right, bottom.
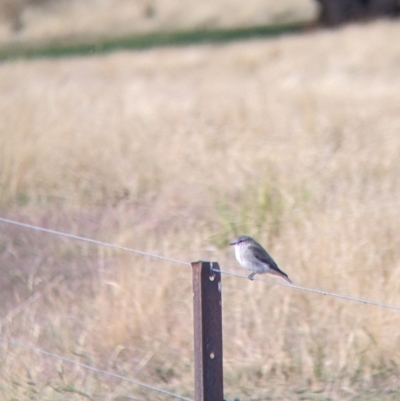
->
left=229, top=240, right=236, bottom=246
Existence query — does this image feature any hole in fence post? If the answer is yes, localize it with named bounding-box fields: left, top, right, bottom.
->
left=192, top=261, right=224, bottom=401
left=209, top=262, right=215, bottom=281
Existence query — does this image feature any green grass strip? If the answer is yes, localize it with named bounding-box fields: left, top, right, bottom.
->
left=0, top=22, right=305, bottom=61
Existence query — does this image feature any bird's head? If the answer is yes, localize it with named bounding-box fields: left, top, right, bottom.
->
left=229, top=235, right=254, bottom=246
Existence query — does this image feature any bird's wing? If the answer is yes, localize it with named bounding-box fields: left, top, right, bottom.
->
left=249, top=243, right=276, bottom=266
left=249, top=243, right=289, bottom=278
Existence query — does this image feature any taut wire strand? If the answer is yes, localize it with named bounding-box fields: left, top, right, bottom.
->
left=0, top=217, right=190, bottom=266
left=218, top=269, right=400, bottom=312
left=2, top=216, right=400, bottom=312
left=0, top=338, right=192, bottom=401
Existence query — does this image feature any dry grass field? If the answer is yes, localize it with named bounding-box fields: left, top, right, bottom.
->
left=1, top=19, right=400, bottom=400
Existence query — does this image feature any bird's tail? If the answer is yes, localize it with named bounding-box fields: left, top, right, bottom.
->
left=282, top=274, right=293, bottom=284
left=270, top=267, right=293, bottom=284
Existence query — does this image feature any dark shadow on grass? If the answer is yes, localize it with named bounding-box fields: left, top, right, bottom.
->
left=0, top=22, right=308, bottom=61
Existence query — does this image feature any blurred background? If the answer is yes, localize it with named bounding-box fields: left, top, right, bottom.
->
left=0, top=0, right=315, bottom=41
left=0, top=0, right=399, bottom=49
left=1, top=1, right=400, bottom=400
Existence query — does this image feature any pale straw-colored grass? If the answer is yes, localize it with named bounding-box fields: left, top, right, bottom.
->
left=1, top=20, right=400, bottom=399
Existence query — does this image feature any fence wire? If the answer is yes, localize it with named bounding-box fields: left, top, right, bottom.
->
left=0, top=217, right=190, bottom=266
left=217, top=269, right=400, bottom=312
left=0, top=338, right=192, bottom=401
left=1, top=216, right=400, bottom=313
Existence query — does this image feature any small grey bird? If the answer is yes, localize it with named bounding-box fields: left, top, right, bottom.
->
left=230, top=235, right=292, bottom=284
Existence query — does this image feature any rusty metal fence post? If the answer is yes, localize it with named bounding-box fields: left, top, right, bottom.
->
left=192, top=261, right=224, bottom=401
